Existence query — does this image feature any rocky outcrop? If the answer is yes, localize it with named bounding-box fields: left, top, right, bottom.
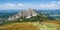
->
left=8, top=8, right=38, bottom=20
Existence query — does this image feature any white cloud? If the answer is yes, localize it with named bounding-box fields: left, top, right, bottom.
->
left=5, top=3, right=15, bottom=6
left=18, top=3, right=23, bottom=6
left=39, top=1, right=60, bottom=10
left=40, top=3, right=55, bottom=7
left=39, top=4, right=46, bottom=7
left=57, top=1, right=60, bottom=5
left=50, top=1, right=56, bottom=4
left=0, top=3, right=24, bottom=10
left=0, top=1, right=60, bottom=10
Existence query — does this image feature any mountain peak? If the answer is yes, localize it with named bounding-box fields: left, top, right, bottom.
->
left=8, top=8, right=38, bottom=20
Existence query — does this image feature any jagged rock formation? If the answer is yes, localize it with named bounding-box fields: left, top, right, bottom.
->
left=8, top=8, right=38, bottom=20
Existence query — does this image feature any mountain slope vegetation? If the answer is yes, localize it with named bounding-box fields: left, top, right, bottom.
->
left=0, top=20, right=60, bottom=30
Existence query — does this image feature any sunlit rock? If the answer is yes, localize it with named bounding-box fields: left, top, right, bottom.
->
left=8, top=8, right=38, bottom=20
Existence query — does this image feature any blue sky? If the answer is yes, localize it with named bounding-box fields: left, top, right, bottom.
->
left=0, top=0, right=60, bottom=10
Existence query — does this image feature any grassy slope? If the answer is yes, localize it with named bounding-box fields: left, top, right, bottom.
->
left=39, top=20, right=60, bottom=30
left=0, top=22, right=39, bottom=30
left=0, top=20, right=60, bottom=30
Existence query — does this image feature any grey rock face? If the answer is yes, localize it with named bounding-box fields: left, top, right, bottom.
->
left=8, top=8, right=38, bottom=20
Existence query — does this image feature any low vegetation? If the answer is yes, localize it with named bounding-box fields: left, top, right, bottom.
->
left=0, top=22, right=39, bottom=30
left=0, top=20, right=60, bottom=30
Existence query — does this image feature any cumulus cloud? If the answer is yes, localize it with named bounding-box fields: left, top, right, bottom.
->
left=0, top=1, right=60, bottom=10
left=5, top=3, right=15, bottom=6
left=50, top=1, right=56, bottom=4
left=18, top=3, right=23, bottom=6
left=0, top=3, right=23, bottom=10
left=39, top=4, right=55, bottom=8
left=57, top=1, right=60, bottom=5
left=39, top=1, right=60, bottom=10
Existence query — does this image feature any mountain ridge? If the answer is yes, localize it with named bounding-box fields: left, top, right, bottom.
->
left=7, top=8, right=38, bottom=20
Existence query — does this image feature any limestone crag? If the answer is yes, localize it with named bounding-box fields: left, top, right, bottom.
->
left=8, top=9, right=38, bottom=20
